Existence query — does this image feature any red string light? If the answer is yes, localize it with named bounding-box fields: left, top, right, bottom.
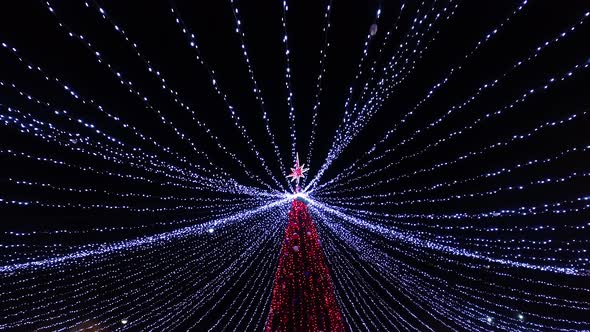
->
left=265, top=199, right=345, bottom=332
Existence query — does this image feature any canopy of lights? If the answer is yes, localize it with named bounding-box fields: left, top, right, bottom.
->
left=0, top=0, right=589, bottom=331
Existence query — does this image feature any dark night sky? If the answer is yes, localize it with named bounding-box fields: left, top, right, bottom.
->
left=0, top=0, right=589, bottom=331
left=1, top=0, right=588, bottom=225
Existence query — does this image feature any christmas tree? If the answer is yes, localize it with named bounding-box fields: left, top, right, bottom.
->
left=265, top=155, right=345, bottom=331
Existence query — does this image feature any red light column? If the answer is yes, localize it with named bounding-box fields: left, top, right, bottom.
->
left=265, top=199, right=346, bottom=332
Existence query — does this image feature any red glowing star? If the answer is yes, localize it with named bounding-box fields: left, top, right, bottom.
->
left=287, top=153, right=309, bottom=184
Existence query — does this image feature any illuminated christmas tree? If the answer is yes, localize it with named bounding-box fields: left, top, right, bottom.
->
left=265, top=155, right=345, bottom=332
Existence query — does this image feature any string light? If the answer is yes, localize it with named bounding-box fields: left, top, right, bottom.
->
left=280, top=0, right=298, bottom=161
left=227, top=0, right=289, bottom=187
left=305, top=0, right=334, bottom=172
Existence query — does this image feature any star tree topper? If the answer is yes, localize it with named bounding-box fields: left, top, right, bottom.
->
left=287, top=153, right=309, bottom=185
